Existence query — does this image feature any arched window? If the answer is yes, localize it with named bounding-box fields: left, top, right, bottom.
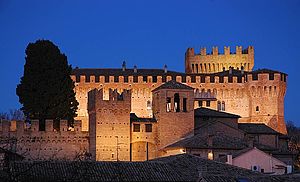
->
left=256, top=106, right=259, bottom=112
left=221, top=101, right=225, bottom=111
left=174, top=93, right=180, bottom=112
left=217, top=101, right=221, bottom=111
left=147, top=100, right=152, bottom=110
left=166, top=97, right=171, bottom=112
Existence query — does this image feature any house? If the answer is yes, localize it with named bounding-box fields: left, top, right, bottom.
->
left=219, top=147, right=288, bottom=175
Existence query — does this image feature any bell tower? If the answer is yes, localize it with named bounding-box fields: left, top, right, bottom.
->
left=152, top=80, right=194, bottom=153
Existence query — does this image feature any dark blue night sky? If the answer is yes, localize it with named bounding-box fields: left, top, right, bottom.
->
left=0, top=0, right=299, bottom=125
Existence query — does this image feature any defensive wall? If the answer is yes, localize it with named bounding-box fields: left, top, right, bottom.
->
left=72, top=68, right=287, bottom=134
left=0, top=119, right=88, bottom=160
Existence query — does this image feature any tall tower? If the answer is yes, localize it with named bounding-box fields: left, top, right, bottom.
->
left=152, top=80, right=194, bottom=154
left=88, top=88, right=131, bottom=161
left=185, top=46, right=254, bottom=74
left=245, top=71, right=287, bottom=134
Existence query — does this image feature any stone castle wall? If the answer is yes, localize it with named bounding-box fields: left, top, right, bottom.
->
left=0, top=119, right=88, bottom=160
left=88, top=89, right=131, bottom=161
left=72, top=70, right=287, bottom=134
left=185, top=46, right=254, bottom=74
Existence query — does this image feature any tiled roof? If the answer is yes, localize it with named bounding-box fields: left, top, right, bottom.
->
left=152, top=80, right=194, bottom=92
left=238, top=123, right=279, bottom=134
left=194, top=107, right=241, bottom=118
left=71, top=68, right=286, bottom=76
left=130, top=113, right=157, bottom=122
left=9, top=160, right=186, bottom=182
left=152, top=154, right=270, bottom=182
left=166, top=133, right=248, bottom=150
left=6, top=154, right=299, bottom=182
left=71, top=68, right=185, bottom=76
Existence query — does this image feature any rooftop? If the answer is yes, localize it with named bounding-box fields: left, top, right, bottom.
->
left=130, top=113, right=157, bottom=122
left=7, top=154, right=295, bottom=182
left=166, top=133, right=248, bottom=150
left=194, top=107, right=241, bottom=118
left=238, top=123, right=280, bottom=134
left=152, top=80, right=194, bottom=92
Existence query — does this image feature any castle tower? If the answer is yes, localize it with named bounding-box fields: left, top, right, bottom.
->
left=152, top=80, right=194, bottom=154
left=185, top=46, right=254, bottom=74
left=88, top=88, right=131, bottom=161
left=244, top=70, right=287, bottom=134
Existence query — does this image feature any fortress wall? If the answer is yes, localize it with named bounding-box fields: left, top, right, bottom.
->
left=73, top=70, right=287, bottom=134
left=88, top=89, right=131, bottom=161
left=130, top=122, right=158, bottom=161
left=0, top=119, right=89, bottom=160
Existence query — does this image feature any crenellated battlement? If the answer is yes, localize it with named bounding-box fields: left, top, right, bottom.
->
left=71, top=70, right=287, bottom=85
left=0, top=119, right=87, bottom=134
left=186, top=46, right=254, bottom=56
left=185, top=46, right=254, bottom=74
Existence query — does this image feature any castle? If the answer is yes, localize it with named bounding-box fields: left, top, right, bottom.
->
left=0, top=46, right=288, bottom=162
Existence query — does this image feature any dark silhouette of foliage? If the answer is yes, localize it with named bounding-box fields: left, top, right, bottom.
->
left=0, top=109, right=25, bottom=120
left=16, top=40, right=78, bottom=130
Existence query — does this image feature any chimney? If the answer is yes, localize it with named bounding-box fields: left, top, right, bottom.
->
left=226, top=154, right=233, bottom=165
left=133, top=65, right=137, bottom=73
left=122, top=61, right=126, bottom=71
left=164, top=64, right=168, bottom=73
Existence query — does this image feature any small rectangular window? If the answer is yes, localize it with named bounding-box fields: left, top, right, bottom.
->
left=166, top=97, right=171, bottom=112
left=183, top=98, right=187, bottom=112
left=206, top=101, right=210, bottom=107
left=145, top=124, right=152, bottom=132
left=198, top=101, right=203, bottom=107
left=133, top=124, right=140, bottom=132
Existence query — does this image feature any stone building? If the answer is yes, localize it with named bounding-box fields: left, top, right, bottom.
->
left=0, top=46, right=290, bottom=163
left=72, top=46, right=287, bottom=134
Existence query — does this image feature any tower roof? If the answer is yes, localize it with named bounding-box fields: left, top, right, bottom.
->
left=152, top=80, right=194, bottom=92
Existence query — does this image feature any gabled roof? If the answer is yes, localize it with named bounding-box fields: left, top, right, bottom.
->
left=238, top=123, right=279, bottom=134
left=194, top=107, right=241, bottom=118
left=166, top=133, right=248, bottom=150
left=152, top=154, right=270, bottom=182
left=130, top=113, right=157, bottom=122
left=152, top=80, right=194, bottom=92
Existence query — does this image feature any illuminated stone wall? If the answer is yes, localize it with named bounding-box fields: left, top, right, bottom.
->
left=73, top=69, right=287, bottom=134
left=0, top=120, right=88, bottom=160
left=185, top=46, right=254, bottom=73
